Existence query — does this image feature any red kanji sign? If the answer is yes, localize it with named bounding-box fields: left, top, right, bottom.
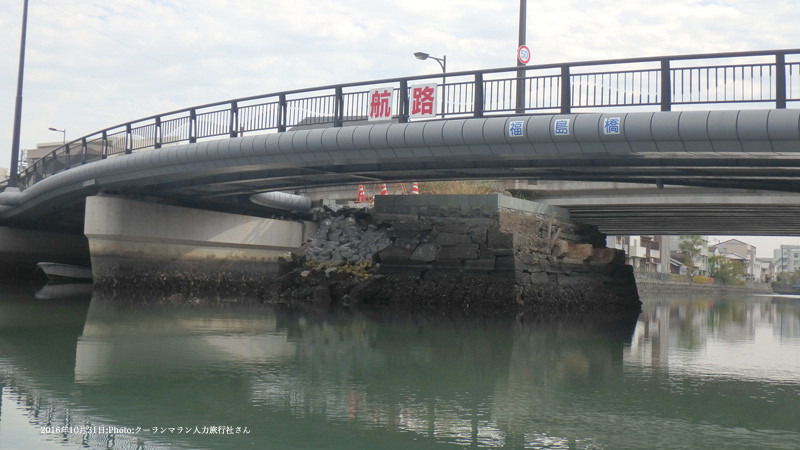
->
left=410, top=83, right=438, bottom=118
left=368, top=87, right=394, bottom=121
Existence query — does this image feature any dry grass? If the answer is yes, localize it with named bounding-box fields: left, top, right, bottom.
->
left=418, top=180, right=500, bottom=195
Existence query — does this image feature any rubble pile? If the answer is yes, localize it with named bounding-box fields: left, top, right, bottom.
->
left=304, top=215, right=391, bottom=267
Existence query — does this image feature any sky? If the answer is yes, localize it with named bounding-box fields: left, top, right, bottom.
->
left=1, top=0, right=799, bottom=257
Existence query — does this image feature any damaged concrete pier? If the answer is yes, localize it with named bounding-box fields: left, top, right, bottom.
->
left=80, top=192, right=639, bottom=317
left=282, top=194, right=641, bottom=317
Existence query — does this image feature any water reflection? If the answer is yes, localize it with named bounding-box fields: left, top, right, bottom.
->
left=2, top=283, right=800, bottom=449
left=628, top=294, right=800, bottom=383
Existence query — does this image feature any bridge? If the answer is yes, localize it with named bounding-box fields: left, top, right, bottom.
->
left=2, top=48, right=800, bottom=240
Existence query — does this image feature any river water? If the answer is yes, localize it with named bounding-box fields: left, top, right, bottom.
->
left=1, top=281, right=799, bottom=450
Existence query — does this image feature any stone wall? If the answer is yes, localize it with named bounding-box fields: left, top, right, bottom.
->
left=277, top=194, right=640, bottom=318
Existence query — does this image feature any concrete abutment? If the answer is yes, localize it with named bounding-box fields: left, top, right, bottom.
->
left=84, top=195, right=318, bottom=288
left=76, top=194, right=639, bottom=317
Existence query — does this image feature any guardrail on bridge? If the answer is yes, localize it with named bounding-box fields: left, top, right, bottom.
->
left=4, top=48, right=800, bottom=190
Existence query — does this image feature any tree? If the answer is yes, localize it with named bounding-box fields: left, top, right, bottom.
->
left=708, top=255, right=745, bottom=285
left=777, top=268, right=800, bottom=284
left=678, top=235, right=704, bottom=275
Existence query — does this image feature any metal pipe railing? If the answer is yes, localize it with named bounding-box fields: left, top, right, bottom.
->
left=4, top=48, right=800, bottom=191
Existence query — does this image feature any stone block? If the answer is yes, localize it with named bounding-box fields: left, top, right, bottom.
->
left=464, top=258, right=497, bottom=272
left=561, top=257, right=588, bottom=267
left=394, top=236, right=421, bottom=250
left=376, top=246, right=413, bottom=264
left=423, top=205, right=443, bottom=216
left=410, top=242, right=439, bottom=262
left=529, top=271, right=549, bottom=284
left=432, top=220, right=470, bottom=234
left=438, top=243, right=479, bottom=260
left=431, top=259, right=464, bottom=270
left=487, top=229, right=514, bottom=249
left=392, top=219, right=432, bottom=231
left=495, top=255, right=520, bottom=272
left=517, top=253, right=538, bottom=265
left=480, top=247, right=514, bottom=258
left=551, top=240, right=569, bottom=257
left=436, top=232, right=470, bottom=246
left=373, top=213, right=419, bottom=223
left=588, top=247, right=619, bottom=265
left=563, top=243, right=594, bottom=261
left=386, top=229, right=419, bottom=240
left=469, top=226, right=488, bottom=244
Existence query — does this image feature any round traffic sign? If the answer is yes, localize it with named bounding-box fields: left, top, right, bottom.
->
left=517, top=45, right=531, bottom=65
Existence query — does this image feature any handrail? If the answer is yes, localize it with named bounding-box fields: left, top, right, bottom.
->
left=4, top=48, right=800, bottom=191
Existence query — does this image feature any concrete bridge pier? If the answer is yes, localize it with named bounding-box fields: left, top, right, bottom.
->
left=84, top=195, right=318, bottom=289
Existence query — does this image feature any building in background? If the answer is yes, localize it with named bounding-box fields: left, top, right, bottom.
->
left=667, top=235, right=711, bottom=276
left=23, top=142, right=63, bottom=168
left=607, top=235, right=662, bottom=273
left=606, top=235, right=712, bottom=275
left=755, top=257, right=774, bottom=282
left=773, top=245, right=800, bottom=279
left=711, top=239, right=757, bottom=279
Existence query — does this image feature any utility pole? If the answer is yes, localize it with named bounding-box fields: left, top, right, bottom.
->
left=515, top=0, right=527, bottom=114
left=9, top=0, right=29, bottom=189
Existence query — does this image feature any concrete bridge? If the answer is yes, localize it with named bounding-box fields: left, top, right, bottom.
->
left=2, top=49, right=800, bottom=273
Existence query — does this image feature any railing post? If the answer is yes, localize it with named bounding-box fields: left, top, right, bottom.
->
left=474, top=72, right=484, bottom=118
left=398, top=79, right=409, bottom=123
left=278, top=94, right=287, bottom=132
left=660, top=58, right=672, bottom=111
left=189, top=108, right=197, bottom=143
left=515, top=69, right=526, bottom=114
left=334, top=87, right=344, bottom=128
left=154, top=116, right=162, bottom=149
left=125, top=123, right=132, bottom=154
left=101, top=130, right=108, bottom=159
left=81, top=137, right=87, bottom=164
left=63, top=142, right=69, bottom=170
left=776, top=52, right=787, bottom=109
left=229, top=101, right=239, bottom=137
left=560, top=65, right=571, bottom=114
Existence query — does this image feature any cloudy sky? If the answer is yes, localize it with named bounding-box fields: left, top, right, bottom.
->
left=1, top=0, right=799, bottom=256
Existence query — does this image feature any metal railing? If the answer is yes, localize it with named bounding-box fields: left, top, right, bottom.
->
left=5, top=48, right=800, bottom=190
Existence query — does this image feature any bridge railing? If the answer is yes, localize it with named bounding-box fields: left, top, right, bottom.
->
left=5, top=48, right=800, bottom=190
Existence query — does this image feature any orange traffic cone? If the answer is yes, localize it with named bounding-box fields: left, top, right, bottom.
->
left=380, top=183, right=388, bottom=195
left=411, top=182, right=419, bottom=195
left=356, top=185, right=367, bottom=203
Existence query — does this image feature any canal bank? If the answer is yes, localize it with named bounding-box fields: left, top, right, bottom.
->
left=634, top=271, right=773, bottom=295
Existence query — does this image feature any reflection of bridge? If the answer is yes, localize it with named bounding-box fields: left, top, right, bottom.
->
left=3, top=288, right=799, bottom=449
left=2, top=49, right=800, bottom=237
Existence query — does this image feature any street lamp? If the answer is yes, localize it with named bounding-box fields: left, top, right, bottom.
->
left=414, top=52, right=447, bottom=117
left=8, top=0, right=29, bottom=189
left=48, top=127, right=66, bottom=144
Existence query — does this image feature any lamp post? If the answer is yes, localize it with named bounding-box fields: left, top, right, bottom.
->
left=8, top=0, right=29, bottom=189
left=414, top=52, right=447, bottom=118
left=516, top=0, right=527, bottom=114
left=48, top=127, right=66, bottom=144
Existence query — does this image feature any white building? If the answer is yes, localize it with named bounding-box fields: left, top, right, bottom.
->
left=773, top=245, right=800, bottom=278
left=607, top=235, right=662, bottom=273
left=755, top=257, right=773, bottom=282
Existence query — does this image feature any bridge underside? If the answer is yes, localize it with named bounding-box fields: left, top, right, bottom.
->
left=2, top=110, right=800, bottom=235
left=514, top=183, right=800, bottom=235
